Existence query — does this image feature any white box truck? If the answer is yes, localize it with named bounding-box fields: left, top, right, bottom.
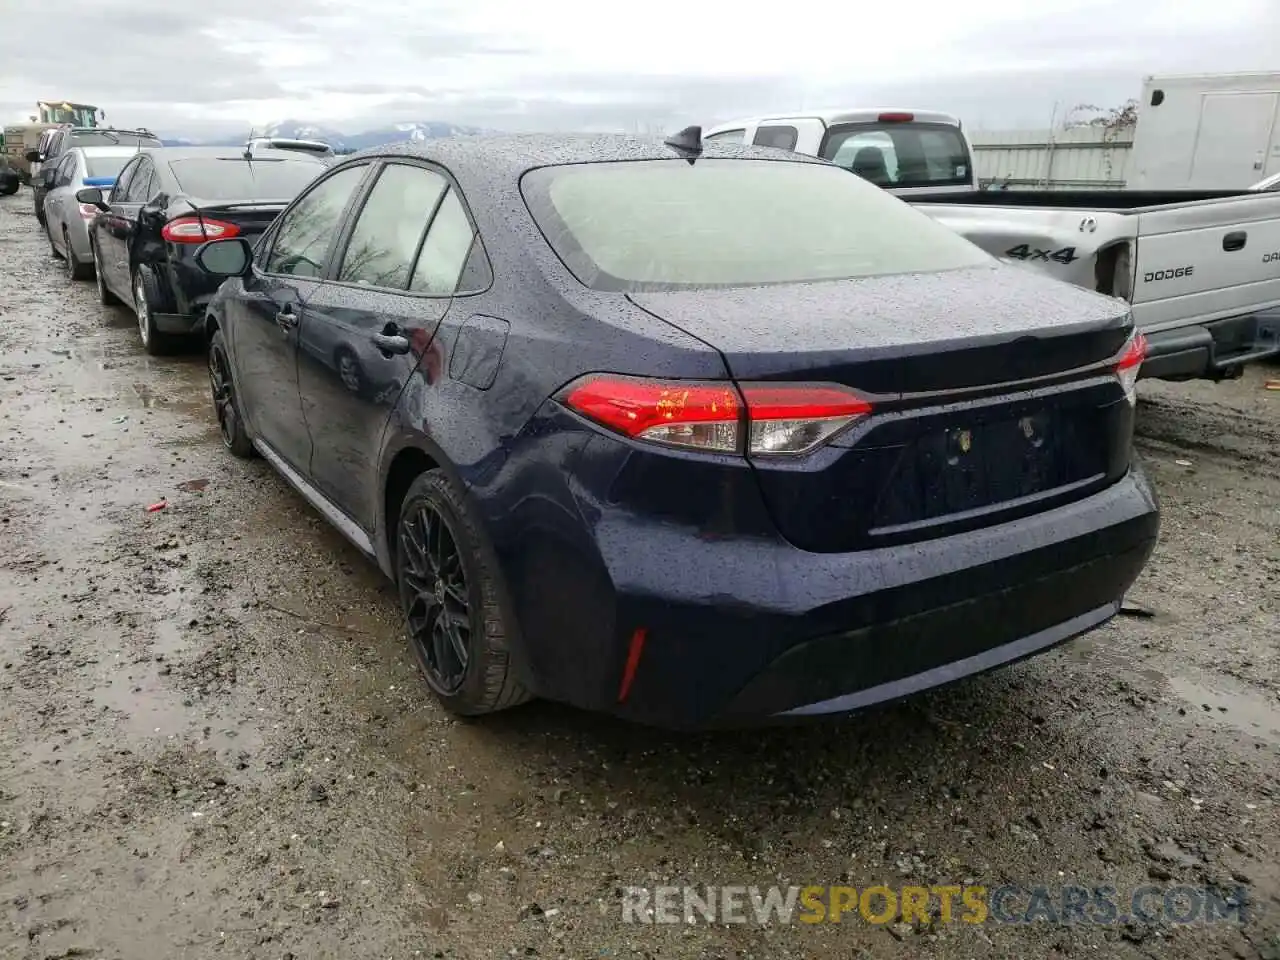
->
left=1128, top=72, right=1280, bottom=190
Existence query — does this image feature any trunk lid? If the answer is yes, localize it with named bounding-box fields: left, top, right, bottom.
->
left=628, top=264, right=1135, bottom=552
left=627, top=263, right=1130, bottom=393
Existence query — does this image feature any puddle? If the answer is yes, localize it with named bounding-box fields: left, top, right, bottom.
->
left=1168, top=675, right=1280, bottom=745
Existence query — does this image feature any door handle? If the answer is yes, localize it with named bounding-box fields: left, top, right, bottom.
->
left=371, top=331, right=411, bottom=356
left=275, top=307, right=299, bottom=331
left=1223, top=231, right=1247, bottom=252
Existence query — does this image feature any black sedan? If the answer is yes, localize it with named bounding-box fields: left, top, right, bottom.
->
left=188, top=131, right=1159, bottom=730
left=78, top=146, right=327, bottom=354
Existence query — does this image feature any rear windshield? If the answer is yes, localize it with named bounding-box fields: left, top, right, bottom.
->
left=821, top=122, right=971, bottom=189
left=70, top=131, right=160, bottom=149
left=521, top=158, right=990, bottom=292
left=167, top=158, right=324, bottom=200
left=85, top=156, right=131, bottom=179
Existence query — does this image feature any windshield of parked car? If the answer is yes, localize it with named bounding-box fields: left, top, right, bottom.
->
left=521, top=158, right=991, bottom=291
left=84, top=156, right=131, bottom=178
left=167, top=158, right=324, bottom=199
left=821, top=122, right=971, bottom=190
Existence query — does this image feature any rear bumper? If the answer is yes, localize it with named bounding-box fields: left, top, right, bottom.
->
left=1142, top=311, right=1280, bottom=381
left=508, top=462, right=1159, bottom=730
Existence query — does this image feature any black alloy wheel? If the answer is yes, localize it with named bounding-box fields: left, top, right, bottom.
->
left=400, top=498, right=472, bottom=694
left=208, top=329, right=254, bottom=458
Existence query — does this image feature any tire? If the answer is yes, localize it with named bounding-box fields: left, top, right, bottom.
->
left=64, top=230, right=91, bottom=281
left=91, top=238, right=119, bottom=305
left=208, top=328, right=255, bottom=459
left=47, top=220, right=61, bottom=259
left=396, top=469, right=531, bottom=716
left=0, top=179, right=17, bottom=197
left=132, top=266, right=175, bottom=356
left=35, top=200, right=46, bottom=227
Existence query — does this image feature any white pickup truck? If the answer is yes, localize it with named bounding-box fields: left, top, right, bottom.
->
left=910, top=189, right=1280, bottom=381
left=705, top=108, right=979, bottom=197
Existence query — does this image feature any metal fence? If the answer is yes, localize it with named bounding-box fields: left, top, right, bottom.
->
left=969, top=127, right=1134, bottom=191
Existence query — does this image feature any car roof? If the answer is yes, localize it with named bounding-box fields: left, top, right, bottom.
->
left=705, top=108, right=963, bottom=134
left=145, top=146, right=330, bottom=163
left=346, top=132, right=828, bottom=178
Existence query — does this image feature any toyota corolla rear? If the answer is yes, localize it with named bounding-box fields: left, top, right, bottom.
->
left=505, top=153, right=1159, bottom=729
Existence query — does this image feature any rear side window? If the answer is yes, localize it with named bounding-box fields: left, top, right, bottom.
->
left=522, top=158, right=990, bottom=292
left=753, top=125, right=798, bottom=151
left=264, top=164, right=368, bottom=278
left=338, top=163, right=447, bottom=289
left=409, top=189, right=477, bottom=294
left=822, top=122, right=971, bottom=189
left=167, top=158, right=324, bottom=200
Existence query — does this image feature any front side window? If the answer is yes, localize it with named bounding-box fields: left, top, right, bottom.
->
left=521, top=158, right=991, bottom=292
left=111, top=158, right=140, bottom=199
left=121, top=161, right=153, bottom=202
left=263, top=164, right=368, bottom=278
left=822, top=122, right=971, bottom=189
left=337, top=163, right=447, bottom=289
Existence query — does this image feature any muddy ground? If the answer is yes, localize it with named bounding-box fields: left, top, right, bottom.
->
left=1, top=188, right=1278, bottom=960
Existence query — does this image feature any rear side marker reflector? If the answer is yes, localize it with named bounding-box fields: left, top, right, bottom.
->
left=559, top=374, right=872, bottom=457
left=1114, top=331, right=1147, bottom=405
left=617, top=627, right=647, bottom=703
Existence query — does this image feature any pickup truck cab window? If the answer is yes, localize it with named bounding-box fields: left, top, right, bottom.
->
left=753, top=125, right=798, bottom=151
left=823, top=122, right=970, bottom=189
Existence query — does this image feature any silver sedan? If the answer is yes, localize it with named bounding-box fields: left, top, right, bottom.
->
left=43, top=145, right=147, bottom=280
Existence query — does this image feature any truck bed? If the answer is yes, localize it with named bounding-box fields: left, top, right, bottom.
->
left=910, top=189, right=1280, bottom=381
left=911, top=189, right=1250, bottom=210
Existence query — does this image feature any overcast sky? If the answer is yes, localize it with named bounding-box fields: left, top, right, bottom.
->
left=1, top=0, right=1276, bottom=136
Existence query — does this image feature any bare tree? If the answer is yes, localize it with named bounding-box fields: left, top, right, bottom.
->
left=1062, top=99, right=1139, bottom=130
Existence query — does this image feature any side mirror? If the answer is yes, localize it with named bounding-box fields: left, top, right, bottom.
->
left=25, top=150, right=41, bottom=163
left=76, top=187, right=109, bottom=211
left=194, top=237, right=253, bottom=278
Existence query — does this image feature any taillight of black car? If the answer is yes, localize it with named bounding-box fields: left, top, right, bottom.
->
left=558, top=375, right=874, bottom=457
left=162, top=217, right=242, bottom=242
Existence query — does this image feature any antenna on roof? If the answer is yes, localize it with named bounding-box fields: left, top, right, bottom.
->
left=663, top=125, right=703, bottom=163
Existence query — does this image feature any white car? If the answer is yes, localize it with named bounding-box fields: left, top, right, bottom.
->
left=42, top=145, right=148, bottom=280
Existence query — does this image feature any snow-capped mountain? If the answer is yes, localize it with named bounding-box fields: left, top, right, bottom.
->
left=160, top=118, right=490, bottom=150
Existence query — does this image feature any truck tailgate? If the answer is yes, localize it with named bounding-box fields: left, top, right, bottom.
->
left=1132, top=192, right=1280, bottom=332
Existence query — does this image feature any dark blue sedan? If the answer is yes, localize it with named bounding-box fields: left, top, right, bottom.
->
left=191, top=130, right=1159, bottom=729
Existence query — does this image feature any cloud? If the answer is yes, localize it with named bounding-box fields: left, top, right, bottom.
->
left=0, top=0, right=1276, bottom=136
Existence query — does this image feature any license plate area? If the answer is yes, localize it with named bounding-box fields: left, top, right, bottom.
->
left=871, top=407, right=1105, bottom=529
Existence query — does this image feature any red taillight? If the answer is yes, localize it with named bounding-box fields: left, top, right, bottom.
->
left=78, top=203, right=99, bottom=219
left=878, top=112, right=914, bottom=123
left=1114, top=330, right=1147, bottom=404
left=559, top=375, right=872, bottom=457
left=161, top=216, right=241, bottom=243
